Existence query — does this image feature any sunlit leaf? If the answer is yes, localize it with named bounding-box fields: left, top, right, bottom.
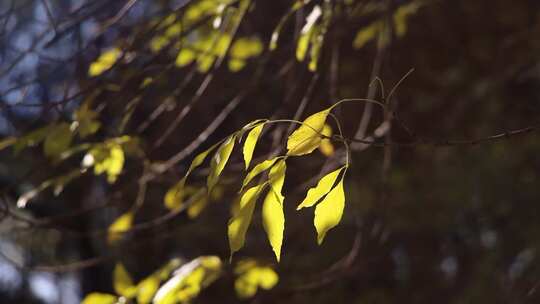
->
left=241, top=157, right=279, bottom=191
left=314, top=176, right=345, bottom=244
left=262, top=160, right=286, bottom=262
left=228, top=184, right=265, bottom=258
left=318, top=123, right=335, bottom=156
left=153, top=256, right=222, bottom=304
left=81, top=293, right=117, bottom=304
left=90, top=143, right=125, bottom=183
left=74, top=103, right=100, bottom=138
left=88, top=48, right=121, bottom=76
left=286, top=109, right=329, bottom=156
left=207, top=136, right=235, bottom=193
left=137, top=276, right=160, bottom=304
left=108, top=211, right=133, bottom=244
left=242, top=123, right=265, bottom=170
left=113, top=263, right=137, bottom=298
left=181, top=143, right=220, bottom=187
left=44, top=123, right=73, bottom=158
left=234, top=259, right=279, bottom=299
left=393, top=2, right=422, bottom=37
left=298, top=167, right=344, bottom=210
left=229, top=37, right=263, bottom=71
left=187, top=195, right=209, bottom=218
left=176, top=49, right=196, bottom=67
left=296, top=5, right=322, bottom=61
left=270, top=0, right=309, bottom=50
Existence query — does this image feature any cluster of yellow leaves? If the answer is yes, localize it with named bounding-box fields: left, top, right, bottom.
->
left=295, top=3, right=332, bottom=71
left=353, top=2, right=424, bottom=49
left=82, top=259, right=184, bottom=304
left=234, top=259, right=278, bottom=299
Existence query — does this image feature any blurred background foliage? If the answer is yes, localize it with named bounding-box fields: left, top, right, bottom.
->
left=1, top=0, right=540, bottom=303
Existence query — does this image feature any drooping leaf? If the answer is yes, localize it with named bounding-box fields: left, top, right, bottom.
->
left=234, top=259, right=279, bottom=299
left=314, top=176, right=345, bottom=244
left=88, top=48, right=121, bottom=76
left=113, top=263, right=137, bottom=298
left=176, top=49, right=196, bottom=67
left=108, top=211, right=133, bottom=244
left=352, top=21, right=382, bottom=49
left=187, top=195, right=209, bottom=218
left=228, top=37, right=263, bottom=72
left=286, top=109, right=329, bottom=156
left=137, top=276, right=160, bottom=304
left=262, top=160, right=286, bottom=261
left=207, top=135, right=235, bottom=192
left=270, top=0, right=309, bottom=50
left=81, top=293, right=117, bottom=304
left=241, top=157, right=279, bottom=191
left=228, top=184, right=265, bottom=258
left=43, top=123, right=73, bottom=158
left=297, top=167, right=344, bottom=210
left=296, top=5, right=322, bottom=61
left=242, top=123, right=265, bottom=170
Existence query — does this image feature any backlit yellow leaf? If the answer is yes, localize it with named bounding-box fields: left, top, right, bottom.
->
left=88, top=48, right=121, bottom=76
left=242, top=123, right=264, bottom=170
left=241, top=157, right=279, bottom=191
left=181, top=143, right=220, bottom=187
left=113, top=263, right=136, bottom=298
left=175, top=49, right=196, bottom=67
left=81, top=293, right=117, bottom=304
left=353, top=21, right=381, bottom=49
left=108, top=211, right=133, bottom=244
left=137, top=276, right=160, bottom=304
left=234, top=260, right=278, bottom=299
left=207, top=136, right=235, bottom=192
left=228, top=185, right=265, bottom=258
left=314, top=176, right=345, bottom=244
left=297, top=167, right=344, bottom=210
left=262, top=160, right=286, bottom=261
left=287, top=109, right=329, bottom=156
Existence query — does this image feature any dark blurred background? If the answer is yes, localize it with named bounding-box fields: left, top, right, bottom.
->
left=1, top=0, right=540, bottom=303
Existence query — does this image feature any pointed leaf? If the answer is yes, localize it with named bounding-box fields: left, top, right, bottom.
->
left=314, top=176, right=345, bottom=244
left=243, top=123, right=264, bottom=169
left=287, top=109, right=329, bottom=156
left=228, top=185, right=265, bottom=258
left=207, top=136, right=235, bottom=192
left=137, top=276, right=160, bottom=304
left=113, top=263, right=136, bottom=298
left=297, top=167, right=344, bottom=210
left=108, top=211, right=133, bottom=244
left=181, top=143, right=220, bottom=187
left=241, top=157, right=279, bottom=191
left=262, top=160, right=286, bottom=261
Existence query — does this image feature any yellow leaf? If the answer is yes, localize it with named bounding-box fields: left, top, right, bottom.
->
left=286, top=109, right=329, bottom=156
left=207, top=136, right=235, bottom=192
left=175, top=49, right=196, bottom=67
left=0, top=137, right=15, bottom=151
left=234, top=260, right=279, bottom=299
left=164, top=182, right=185, bottom=210
left=228, top=185, right=265, bottom=258
left=314, top=176, right=345, bottom=244
left=181, top=143, right=220, bottom=187
left=353, top=21, right=381, bottom=49
left=297, top=167, right=344, bottom=210
left=262, top=160, right=286, bottom=262
left=241, top=157, right=279, bottom=191
left=44, top=123, right=73, bottom=158
left=296, top=29, right=312, bottom=61
left=230, top=37, right=263, bottom=59
left=90, top=144, right=125, bottom=183
left=137, top=276, right=160, bottom=304
left=187, top=196, right=209, bottom=218
left=81, top=293, right=117, bottom=304
left=296, top=5, right=321, bottom=61
left=108, top=211, right=133, bottom=244
left=113, top=263, right=137, bottom=298
left=318, top=123, right=335, bottom=156
left=242, top=123, right=265, bottom=170
left=228, top=58, right=246, bottom=71
left=88, top=48, right=121, bottom=76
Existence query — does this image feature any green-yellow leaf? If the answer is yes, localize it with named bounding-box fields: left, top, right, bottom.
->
left=314, top=176, right=345, bottom=244
left=262, top=160, right=286, bottom=262
left=207, top=136, right=235, bottom=192
left=44, top=123, right=73, bottom=158
left=176, top=49, right=196, bottom=67
left=353, top=21, right=381, bottom=49
left=318, top=123, right=335, bottom=156
left=286, top=109, right=329, bottom=156
left=81, top=293, right=117, bottom=304
left=137, top=276, right=160, bottom=304
left=297, top=167, right=344, bottom=210
left=181, top=143, right=220, bottom=187
left=241, top=157, right=279, bottom=191
left=234, top=260, right=279, bottom=299
left=113, top=263, right=137, bottom=298
left=108, top=211, right=133, bottom=244
left=242, top=123, right=264, bottom=170
left=0, top=137, right=15, bottom=151
left=228, top=185, right=265, bottom=258
left=88, top=48, right=121, bottom=76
